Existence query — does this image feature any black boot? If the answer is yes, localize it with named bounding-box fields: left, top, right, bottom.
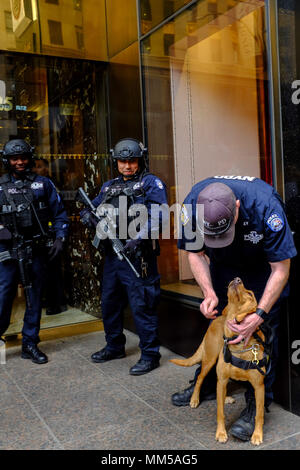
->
left=46, top=304, right=68, bottom=315
left=129, top=358, right=160, bottom=376
left=230, top=398, right=257, bottom=441
left=22, top=344, right=48, bottom=364
left=91, top=347, right=126, bottom=363
left=171, top=379, right=216, bottom=406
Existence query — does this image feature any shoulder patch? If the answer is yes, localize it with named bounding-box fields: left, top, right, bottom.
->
left=180, top=204, right=190, bottom=226
left=155, top=178, right=164, bottom=190
left=31, top=182, right=43, bottom=190
left=267, top=213, right=284, bottom=232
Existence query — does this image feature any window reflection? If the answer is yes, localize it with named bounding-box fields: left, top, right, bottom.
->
left=0, top=0, right=107, bottom=61
left=109, top=42, right=143, bottom=145
left=142, top=0, right=269, bottom=294
left=48, top=20, right=64, bottom=45
left=106, top=0, right=138, bottom=58
left=140, top=0, right=192, bottom=35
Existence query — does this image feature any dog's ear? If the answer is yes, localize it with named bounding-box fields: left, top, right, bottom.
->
left=235, top=306, right=256, bottom=323
left=235, top=307, right=257, bottom=323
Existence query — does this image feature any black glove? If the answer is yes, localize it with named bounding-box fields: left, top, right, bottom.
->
left=48, top=238, right=64, bottom=261
left=80, top=209, right=98, bottom=229
left=124, top=239, right=141, bottom=257
left=0, top=226, right=12, bottom=240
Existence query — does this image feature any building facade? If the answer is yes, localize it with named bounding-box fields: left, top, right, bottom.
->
left=0, top=0, right=299, bottom=414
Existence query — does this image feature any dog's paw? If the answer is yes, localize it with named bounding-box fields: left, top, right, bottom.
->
left=251, top=432, right=263, bottom=446
left=189, top=397, right=200, bottom=408
left=215, top=430, right=228, bottom=443
left=225, top=396, right=235, bottom=404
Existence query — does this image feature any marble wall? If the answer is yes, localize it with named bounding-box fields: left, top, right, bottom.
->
left=46, top=57, right=110, bottom=316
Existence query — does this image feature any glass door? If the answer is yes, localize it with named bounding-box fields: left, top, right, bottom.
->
left=0, top=53, right=109, bottom=335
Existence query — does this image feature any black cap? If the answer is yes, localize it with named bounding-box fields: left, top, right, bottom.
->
left=197, top=183, right=237, bottom=248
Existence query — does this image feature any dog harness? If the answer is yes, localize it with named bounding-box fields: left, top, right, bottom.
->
left=223, top=325, right=273, bottom=376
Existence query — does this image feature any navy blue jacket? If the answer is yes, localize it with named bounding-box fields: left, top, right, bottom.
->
left=178, top=176, right=297, bottom=302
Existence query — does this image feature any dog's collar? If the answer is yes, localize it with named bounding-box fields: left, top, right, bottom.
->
left=223, top=334, right=242, bottom=344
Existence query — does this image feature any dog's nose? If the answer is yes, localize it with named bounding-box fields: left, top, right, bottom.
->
left=233, top=277, right=242, bottom=285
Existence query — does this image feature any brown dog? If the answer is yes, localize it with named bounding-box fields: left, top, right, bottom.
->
left=170, top=277, right=266, bottom=445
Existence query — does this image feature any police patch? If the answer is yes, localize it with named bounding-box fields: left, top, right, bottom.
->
left=181, top=204, right=190, bottom=226
left=31, top=182, right=43, bottom=189
left=244, top=231, right=264, bottom=244
left=267, top=213, right=284, bottom=232
left=155, top=179, right=164, bottom=189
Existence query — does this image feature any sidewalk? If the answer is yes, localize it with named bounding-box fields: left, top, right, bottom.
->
left=1, top=328, right=300, bottom=450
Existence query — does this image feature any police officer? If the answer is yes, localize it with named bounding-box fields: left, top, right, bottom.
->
left=81, top=138, right=167, bottom=375
left=172, top=176, right=297, bottom=441
left=0, top=139, right=69, bottom=364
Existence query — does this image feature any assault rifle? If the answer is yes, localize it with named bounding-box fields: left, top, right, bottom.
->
left=0, top=234, right=33, bottom=309
left=77, top=187, right=140, bottom=278
left=13, top=236, right=33, bottom=309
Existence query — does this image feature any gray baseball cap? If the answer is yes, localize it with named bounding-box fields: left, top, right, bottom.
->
left=197, top=183, right=237, bottom=248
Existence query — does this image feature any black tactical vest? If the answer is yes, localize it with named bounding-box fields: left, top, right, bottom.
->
left=0, top=173, right=49, bottom=237
left=99, top=172, right=159, bottom=257
left=102, top=175, right=145, bottom=205
left=99, top=174, right=146, bottom=235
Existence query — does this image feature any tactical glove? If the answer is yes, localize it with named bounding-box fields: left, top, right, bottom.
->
left=0, top=226, right=12, bottom=240
left=124, top=239, right=141, bottom=257
left=48, top=238, right=64, bottom=261
left=80, top=209, right=98, bottom=229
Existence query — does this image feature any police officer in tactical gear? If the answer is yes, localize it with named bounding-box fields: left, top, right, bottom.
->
left=81, top=138, right=167, bottom=375
left=0, top=139, right=69, bottom=364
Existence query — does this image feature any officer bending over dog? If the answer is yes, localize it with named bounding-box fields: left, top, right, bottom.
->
left=172, top=176, right=296, bottom=441
left=80, top=138, right=167, bottom=376
left=0, top=139, right=69, bottom=364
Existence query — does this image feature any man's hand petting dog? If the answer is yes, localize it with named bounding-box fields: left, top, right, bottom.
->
left=200, top=291, right=219, bottom=319
left=227, top=313, right=264, bottom=346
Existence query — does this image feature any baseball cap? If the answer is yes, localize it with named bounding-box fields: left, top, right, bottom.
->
left=197, top=183, right=237, bottom=248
